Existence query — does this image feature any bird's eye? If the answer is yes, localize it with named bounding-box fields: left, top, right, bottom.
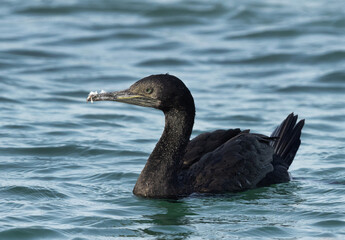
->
left=145, top=88, right=153, bottom=94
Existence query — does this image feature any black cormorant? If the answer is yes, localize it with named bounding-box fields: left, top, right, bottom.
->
left=87, top=74, right=304, bottom=199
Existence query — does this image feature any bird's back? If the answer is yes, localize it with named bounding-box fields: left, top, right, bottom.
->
left=182, top=128, right=243, bottom=168
left=182, top=132, right=274, bottom=194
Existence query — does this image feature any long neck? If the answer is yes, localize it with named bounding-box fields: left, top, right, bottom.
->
left=133, top=107, right=195, bottom=198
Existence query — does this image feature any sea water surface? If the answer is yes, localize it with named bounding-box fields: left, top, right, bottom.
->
left=1, top=0, right=345, bottom=239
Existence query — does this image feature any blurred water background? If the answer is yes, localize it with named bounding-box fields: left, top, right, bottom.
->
left=1, top=0, right=345, bottom=239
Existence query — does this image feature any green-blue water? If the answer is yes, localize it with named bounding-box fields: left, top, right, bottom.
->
left=1, top=0, right=344, bottom=239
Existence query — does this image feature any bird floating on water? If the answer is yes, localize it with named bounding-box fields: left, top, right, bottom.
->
left=87, top=74, right=304, bottom=199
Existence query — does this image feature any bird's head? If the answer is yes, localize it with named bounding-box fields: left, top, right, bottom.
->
left=87, top=74, right=195, bottom=113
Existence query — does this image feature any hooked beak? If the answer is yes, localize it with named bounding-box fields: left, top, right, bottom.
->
left=86, top=89, right=161, bottom=108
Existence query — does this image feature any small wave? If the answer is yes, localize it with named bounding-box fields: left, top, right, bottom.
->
left=0, top=96, right=21, bottom=104
left=299, top=17, right=345, bottom=29
left=42, top=97, right=79, bottom=104
left=43, top=130, right=78, bottom=136
left=85, top=172, right=138, bottom=181
left=241, top=226, right=292, bottom=238
left=306, top=50, right=345, bottom=64
left=1, top=185, right=68, bottom=199
left=226, top=28, right=300, bottom=40
left=189, top=47, right=232, bottom=55
left=3, top=49, right=72, bottom=59
left=136, top=41, right=182, bottom=51
left=205, top=114, right=264, bottom=123
left=15, top=5, right=82, bottom=15
left=208, top=53, right=295, bottom=65
left=130, top=138, right=156, bottom=144
left=83, top=121, right=124, bottom=128
left=85, top=149, right=147, bottom=157
left=307, top=122, right=340, bottom=132
left=275, top=85, right=345, bottom=93
left=326, top=153, right=345, bottom=162
left=49, top=31, right=154, bottom=45
left=137, top=58, right=192, bottom=67
left=19, top=64, right=91, bottom=74
left=0, top=145, right=83, bottom=157
left=312, top=220, right=345, bottom=228
left=113, top=32, right=154, bottom=40
left=2, top=124, right=35, bottom=130
left=102, top=74, right=137, bottom=82
left=44, top=121, right=83, bottom=129
left=0, top=227, right=65, bottom=240
left=317, top=114, right=345, bottom=122
left=14, top=2, right=150, bottom=15
left=145, top=4, right=227, bottom=18
left=79, top=113, right=138, bottom=121
left=0, top=60, right=18, bottom=70
left=144, top=18, right=204, bottom=28
left=208, top=50, right=345, bottom=66
left=0, top=144, right=147, bottom=158
left=316, top=71, right=345, bottom=83
left=51, top=90, right=87, bottom=98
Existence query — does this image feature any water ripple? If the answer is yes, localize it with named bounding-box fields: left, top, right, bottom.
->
left=136, top=41, right=182, bottom=51
left=312, top=220, right=345, bottom=228
left=0, top=97, right=21, bottom=103
left=275, top=85, right=345, bottom=93
left=137, top=58, right=193, bottom=67
left=227, top=28, right=301, bottom=40
left=316, top=71, right=345, bottom=83
left=3, top=49, right=73, bottom=59
left=48, top=31, right=155, bottom=45
left=0, top=227, right=65, bottom=240
left=146, top=3, right=227, bottom=17
left=85, top=172, right=138, bottom=182
left=1, top=185, right=68, bottom=199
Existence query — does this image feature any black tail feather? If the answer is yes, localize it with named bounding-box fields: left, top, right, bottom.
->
left=257, top=113, right=304, bottom=187
left=270, top=113, right=305, bottom=169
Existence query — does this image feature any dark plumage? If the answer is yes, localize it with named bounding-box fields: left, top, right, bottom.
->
left=87, top=74, right=305, bottom=198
